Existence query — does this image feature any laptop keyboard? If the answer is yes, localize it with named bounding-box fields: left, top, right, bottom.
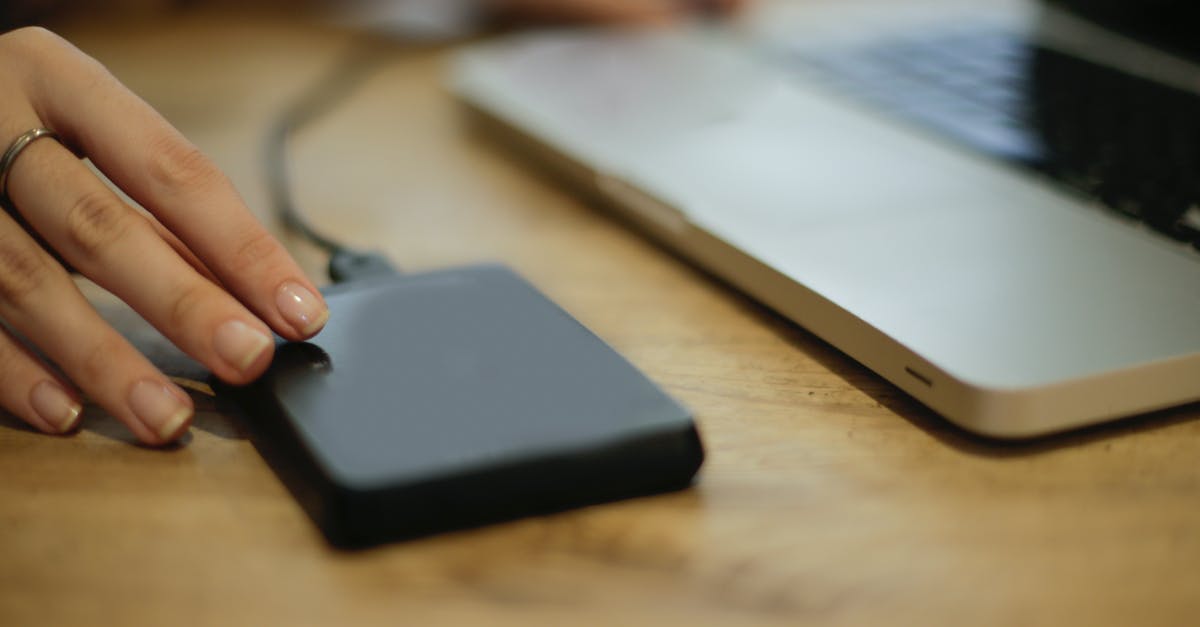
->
left=788, top=27, right=1200, bottom=248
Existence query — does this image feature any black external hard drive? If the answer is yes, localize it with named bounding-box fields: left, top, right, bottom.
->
left=217, top=264, right=704, bottom=547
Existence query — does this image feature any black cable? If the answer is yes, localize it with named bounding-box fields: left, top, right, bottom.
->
left=263, top=38, right=407, bottom=281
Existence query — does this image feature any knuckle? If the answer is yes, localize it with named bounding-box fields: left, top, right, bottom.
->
left=1, top=27, right=113, bottom=111
left=0, top=27, right=59, bottom=87
left=0, top=339, right=37, bottom=422
left=1, top=26, right=65, bottom=55
left=0, top=233, right=51, bottom=307
left=0, top=334, right=22, bottom=375
left=228, top=228, right=285, bottom=274
left=78, top=333, right=128, bottom=384
left=64, top=189, right=136, bottom=258
left=146, top=135, right=221, bottom=193
left=166, top=280, right=212, bottom=332
left=0, top=27, right=70, bottom=80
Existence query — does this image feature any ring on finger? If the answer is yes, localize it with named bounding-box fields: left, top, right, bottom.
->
left=0, top=127, right=60, bottom=210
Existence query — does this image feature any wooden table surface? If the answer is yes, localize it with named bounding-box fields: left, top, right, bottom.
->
left=3, top=5, right=1200, bottom=626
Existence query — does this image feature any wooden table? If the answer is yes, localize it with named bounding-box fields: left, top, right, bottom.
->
left=3, top=6, right=1199, bottom=626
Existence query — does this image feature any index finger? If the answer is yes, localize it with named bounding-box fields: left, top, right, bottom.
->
left=17, top=28, right=329, bottom=341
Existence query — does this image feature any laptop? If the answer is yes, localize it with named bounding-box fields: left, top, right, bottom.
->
left=450, top=0, right=1200, bottom=438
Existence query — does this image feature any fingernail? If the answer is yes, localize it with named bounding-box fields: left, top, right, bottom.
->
left=276, top=281, right=329, bottom=336
left=214, top=320, right=272, bottom=373
left=129, top=380, right=192, bottom=442
left=30, top=380, right=82, bottom=434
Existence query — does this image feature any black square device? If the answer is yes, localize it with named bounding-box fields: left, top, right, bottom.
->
left=218, top=264, right=704, bottom=547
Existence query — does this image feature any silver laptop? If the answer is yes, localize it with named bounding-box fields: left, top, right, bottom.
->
left=450, top=0, right=1200, bottom=438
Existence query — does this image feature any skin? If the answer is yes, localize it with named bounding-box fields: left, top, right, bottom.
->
left=0, top=0, right=747, bottom=446
left=0, top=0, right=746, bottom=29
left=0, top=27, right=329, bottom=445
left=485, top=0, right=746, bottom=23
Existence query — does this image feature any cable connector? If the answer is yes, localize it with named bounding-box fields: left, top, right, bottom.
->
left=328, top=249, right=400, bottom=283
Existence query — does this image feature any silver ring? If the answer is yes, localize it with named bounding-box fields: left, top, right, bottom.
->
left=0, top=128, right=60, bottom=209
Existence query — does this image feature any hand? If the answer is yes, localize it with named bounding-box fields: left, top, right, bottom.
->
left=0, top=27, right=329, bottom=445
left=485, top=0, right=748, bottom=24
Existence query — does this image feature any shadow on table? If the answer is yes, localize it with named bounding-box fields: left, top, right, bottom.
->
left=732, top=291, right=1200, bottom=458
left=0, top=383, right=245, bottom=447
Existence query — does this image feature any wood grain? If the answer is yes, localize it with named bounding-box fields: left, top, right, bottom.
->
left=2, top=6, right=1199, bottom=626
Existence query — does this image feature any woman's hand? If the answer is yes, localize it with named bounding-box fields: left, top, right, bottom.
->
left=485, top=0, right=747, bottom=24
left=0, top=27, right=328, bottom=445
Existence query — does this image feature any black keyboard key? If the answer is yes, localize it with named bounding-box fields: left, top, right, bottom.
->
left=783, top=25, right=1200, bottom=248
